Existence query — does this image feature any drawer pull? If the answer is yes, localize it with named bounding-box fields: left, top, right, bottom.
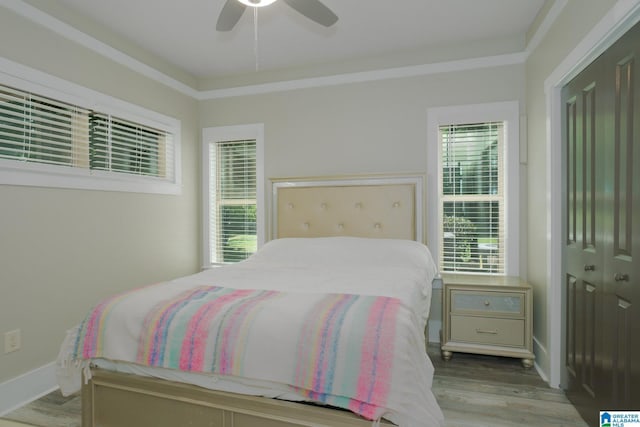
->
left=475, top=328, right=498, bottom=335
left=484, top=300, right=490, bottom=307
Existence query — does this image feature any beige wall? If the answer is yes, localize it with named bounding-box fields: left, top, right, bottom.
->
left=0, top=8, right=200, bottom=383
left=524, top=0, right=618, bottom=377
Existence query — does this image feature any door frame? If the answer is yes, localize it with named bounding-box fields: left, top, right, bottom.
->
left=544, top=0, right=640, bottom=388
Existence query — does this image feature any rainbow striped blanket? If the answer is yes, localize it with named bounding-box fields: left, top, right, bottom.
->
left=71, top=284, right=437, bottom=425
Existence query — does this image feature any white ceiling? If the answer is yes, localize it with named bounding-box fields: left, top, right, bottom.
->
left=46, top=0, right=547, bottom=81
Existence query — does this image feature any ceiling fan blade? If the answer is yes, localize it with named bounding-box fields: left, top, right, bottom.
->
left=282, top=0, right=338, bottom=27
left=216, top=0, right=247, bottom=31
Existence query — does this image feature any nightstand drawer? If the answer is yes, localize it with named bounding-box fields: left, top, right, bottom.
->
left=451, top=290, right=523, bottom=317
left=450, top=316, right=524, bottom=347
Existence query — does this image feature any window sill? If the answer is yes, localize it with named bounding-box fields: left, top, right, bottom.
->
left=0, top=160, right=182, bottom=195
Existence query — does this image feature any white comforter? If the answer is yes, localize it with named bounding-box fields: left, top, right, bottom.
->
left=57, top=237, right=444, bottom=426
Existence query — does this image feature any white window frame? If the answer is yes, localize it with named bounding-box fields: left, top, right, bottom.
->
left=202, top=124, right=265, bottom=269
left=0, top=57, right=182, bottom=195
left=427, top=101, right=520, bottom=276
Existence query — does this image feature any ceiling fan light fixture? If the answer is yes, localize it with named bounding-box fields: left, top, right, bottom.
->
left=217, top=0, right=337, bottom=32
left=237, top=0, right=278, bottom=7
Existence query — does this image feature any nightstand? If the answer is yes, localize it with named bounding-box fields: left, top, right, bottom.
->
left=440, top=273, right=535, bottom=369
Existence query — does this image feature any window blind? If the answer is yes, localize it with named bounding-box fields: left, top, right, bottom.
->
left=89, top=113, right=173, bottom=179
left=0, top=85, right=90, bottom=168
left=209, top=139, right=257, bottom=264
left=0, top=83, right=173, bottom=181
left=439, top=122, right=505, bottom=274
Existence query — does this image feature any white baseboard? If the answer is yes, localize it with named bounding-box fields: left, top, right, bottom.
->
left=0, top=362, right=58, bottom=417
left=532, top=335, right=556, bottom=387
left=534, top=360, right=550, bottom=385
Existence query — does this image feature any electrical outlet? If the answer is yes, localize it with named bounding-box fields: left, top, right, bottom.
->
left=4, top=329, right=21, bottom=353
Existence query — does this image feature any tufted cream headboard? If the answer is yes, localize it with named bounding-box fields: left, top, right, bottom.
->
left=271, top=175, right=424, bottom=242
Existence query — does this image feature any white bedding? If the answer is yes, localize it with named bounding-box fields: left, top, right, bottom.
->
left=185, top=237, right=437, bottom=327
left=57, top=237, right=443, bottom=426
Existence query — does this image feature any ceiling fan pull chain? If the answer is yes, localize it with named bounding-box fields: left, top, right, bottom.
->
left=253, top=7, right=259, bottom=71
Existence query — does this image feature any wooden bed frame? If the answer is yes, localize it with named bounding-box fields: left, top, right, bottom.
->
left=82, top=174, right=425, bottom=427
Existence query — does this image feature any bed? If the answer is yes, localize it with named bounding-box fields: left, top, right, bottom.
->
left=56, top=174, right=445, bottom=427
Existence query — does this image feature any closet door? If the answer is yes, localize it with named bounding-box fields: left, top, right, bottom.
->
left=601, top=21, right=640, bottom=410
left=562, top=52, right=606, bottom=424
left=563, top=20, right=640, bottom=425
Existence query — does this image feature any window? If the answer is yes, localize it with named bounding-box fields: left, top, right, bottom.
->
left=440, top=122, right=504, bottom=273
left=209, top=140, right=256, bottom=263
left=427, top=102, right=519, bottom=276
left=203, top=125, right=264, bottom=267
left=0, top=60, right=181, bottom=194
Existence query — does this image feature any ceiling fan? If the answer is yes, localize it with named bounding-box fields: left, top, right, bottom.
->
left=216, top=0, right=338, bottom=31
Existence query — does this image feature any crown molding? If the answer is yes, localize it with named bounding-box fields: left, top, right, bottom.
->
left=196, top=52, right=528, bottom=100
left=2, top=0, right=200, bottom=98
left=524, top=0, right=568, bottom=56
left=4, top=0, right=561, bottom=101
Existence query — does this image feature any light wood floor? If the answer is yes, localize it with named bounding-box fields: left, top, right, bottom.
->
left=0, top=420, right=37, bottom=427
left=2, top=345, right=588, bottom=427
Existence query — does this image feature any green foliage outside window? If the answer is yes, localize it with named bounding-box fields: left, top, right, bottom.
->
left=443, top=215, right=477, bottom=269
left=221, top=204, right=257, bottom=263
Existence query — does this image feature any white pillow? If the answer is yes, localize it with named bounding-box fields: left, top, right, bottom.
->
left=248, top=236, right=437, bottom=273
